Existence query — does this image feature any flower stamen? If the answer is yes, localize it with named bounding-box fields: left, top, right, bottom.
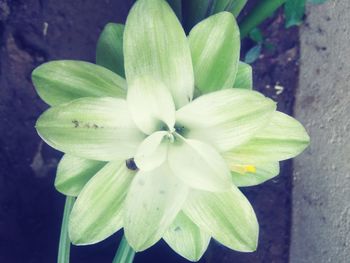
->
left=230, top=164, right=256, bottom=174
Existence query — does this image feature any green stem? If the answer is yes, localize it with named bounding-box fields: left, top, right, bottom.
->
left=239, top=0, right=286, bottom=39
left=112, top=235, right=135, bottom=263
left=57, top=196, right=75, bottom=263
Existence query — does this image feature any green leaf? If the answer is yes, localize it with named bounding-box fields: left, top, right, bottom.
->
left=124, top=0, right=194, bottom=109
left=233, top=62, right=253, bottom=89
left=244, top=45, right=262, bottom=64
left=183, top=187, right=259, bottom=252
left=127, top=77, right=175, bottom=134
left=163, top=211, right=210, bottom=261
left=229, top=162, right=280, bottom=187
left=69, top=161, right=134, bottom=245
left=134, top=131, right=170, bottom=171
left=96, top=23, right=125, bottom=77
left=124, top=163, right=188, bottom=251
left=284, top=0, right=306, bottom=28
left=229, top=0, right=248, bottom=17
left=249, top=28, right=263, bottom=43
left=32, top=60, right=126, bottom=106
left=212, top=0, right=248, bottom=17
left=168, top=136, right=232, bottom=191
left=55, top=154, right=106, bottom=196
left=176, top=89, right=276, bottom=152
left=36, top=97, right=145, bottom=161
left=189, top=12, right=240, bottom=94
left=223, top=111, right=310, bottom=163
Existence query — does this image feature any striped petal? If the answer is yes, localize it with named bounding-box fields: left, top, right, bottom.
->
left=124, top=0, right=194, bottom=109
left=176, top=89, right=276, bottom=152
left=36, top=97, right=145, bottom=161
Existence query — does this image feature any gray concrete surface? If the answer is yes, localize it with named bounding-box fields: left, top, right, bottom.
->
left=290, top=1, right=350, bottom=262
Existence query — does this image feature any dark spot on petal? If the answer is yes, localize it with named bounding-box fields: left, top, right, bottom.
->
left=174, top=226, right=181, bottom=232
left=72, top=120, right=79, bottom=128
left=126, top=158, right=138, bottom=171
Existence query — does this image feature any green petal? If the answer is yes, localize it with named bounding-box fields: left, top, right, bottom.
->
left=176, top=89, right=276, bottom=152
left=223, top=111, right=310, bottom=163
left=163, top=211, right=210, bottom=262
left=36, top=97, right=145, bottom=161
left=127, top=77, right=175, bottom=134
left=124, top=164, right=189, bottom=251
left=233, top=62, right=253, bottom=89
left=189, top=12, right=240, bottom=94
left=183, top=188, right=259, bottom=252
left=55, top=154, right=106, bottom=196
left=168, top=136, right=231, bottom=191
left=96, top=23, right=125, bottom=77
left=32, top=60, right=126, bottom=106
left=69, top=161, right=134, bottom=245
left=134, top=131, right=169, bottom=171
left=230, top=162, right=280, bottom=187
left=124, top=0, right=194, bottom=109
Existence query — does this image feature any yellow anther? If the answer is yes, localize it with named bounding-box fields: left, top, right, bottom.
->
left=231, top=164, right=256, bottom=175
left=244, top=165, right=256, bottom=173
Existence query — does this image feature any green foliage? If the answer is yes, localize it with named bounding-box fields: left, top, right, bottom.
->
left=244, top=45, right=262, bottom=64
left=284, top=0, right=306, bottom=28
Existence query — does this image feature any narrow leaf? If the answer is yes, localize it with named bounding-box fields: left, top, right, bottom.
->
left=96, top=23, right=125, bottom=77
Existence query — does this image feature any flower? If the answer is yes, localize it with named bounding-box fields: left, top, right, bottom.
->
left=32, top=0, right=309, bottom=261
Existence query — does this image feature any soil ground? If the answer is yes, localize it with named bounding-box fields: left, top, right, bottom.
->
left=0, top=1, right=299, bottom=262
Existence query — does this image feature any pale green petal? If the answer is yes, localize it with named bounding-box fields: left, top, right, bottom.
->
left=163, top=211, right=210, bottom=262
left=233, top=62, right=253, bottom=89
left=189, top=12, right=240, bottom=93
left=32, top=60, right=126, bottom=106
left=124, top=164, right=189, bottom=251
left=69, top=161, right=134, bottom=245
left=134, top=131, right=170, bottom=171
left=176, top=89, right=276, bottom=152
left=183, top=188, right=259, bottom=252
left=230, top=162, right=280, bottom=187
left=124, top=0, right=194, bottom=109
left=127, top=77, right=175, bottom=134
left=55, top=154, right=106, bottom=196
left=96, top=23, right=125, bottom=77
left=223, top=111, right=310, bottom=163
left=36, top=97, right=145, bottom=161
left=168, top=136, right=231, bottom=191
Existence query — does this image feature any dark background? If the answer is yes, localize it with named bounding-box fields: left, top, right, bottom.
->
left=0, top=0, right=299, bottom=262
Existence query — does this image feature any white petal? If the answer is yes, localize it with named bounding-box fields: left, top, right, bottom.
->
left=168, top=136, right=231, bottom=191
left=69, top=161, right=134, bottom=245
left=36, top=97, right=145, bottom=161
left=134, top=131, right=170, bottom=171
left=163, top=211, right=210, bottom=261
left=176, top=89, right=276, bottom=152
left=127, top=77, right=176, bottom=134
left=124, top=163, right=189, bottom=251
left=124, top=0, right=194, bottom=108
left=223, top=111, right=310, bottom=163
left=183, top=188, right=259, bottom=252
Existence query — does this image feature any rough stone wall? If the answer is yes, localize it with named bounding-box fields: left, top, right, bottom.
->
left=291, top=1, right=350, bottom=262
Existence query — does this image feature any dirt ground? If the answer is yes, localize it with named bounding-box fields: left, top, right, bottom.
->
left=0, top=1, right=299, bottom=262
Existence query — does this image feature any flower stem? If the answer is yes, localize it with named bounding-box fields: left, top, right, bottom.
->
left=239, top=0, right=286, bottom=39
left=57, top=196, right=75, bottom=263
left=112, top=235, right=135, bottom=263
